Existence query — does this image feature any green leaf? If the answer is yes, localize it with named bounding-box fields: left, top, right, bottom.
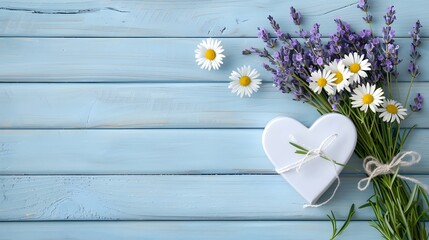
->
left=404, top=185, right=418, bottom=213
left=295, top=150, right=307, bottom=155
left=337, top=204, right=356, bottom=235
left=289, top=141, right=308, bottom=151
left=328, top=204, right=356, bottom=240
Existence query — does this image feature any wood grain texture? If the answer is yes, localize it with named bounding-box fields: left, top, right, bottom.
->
left=0, top=38, right=427, bottom=82
left=0, top=82, right=426, bottom=128
left=0, top=0, right=427, bottom=37
left=0, top=0, right=428, bottom=238
left=1, top=129, right=428, bottom=174
left=0, top=221, right=383, bottom=240
left=0, top=175, right=383, bottom=221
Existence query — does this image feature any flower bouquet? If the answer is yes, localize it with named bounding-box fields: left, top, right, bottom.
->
left=244, top=1, right=427, bottom=239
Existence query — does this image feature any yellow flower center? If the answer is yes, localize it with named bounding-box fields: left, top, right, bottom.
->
left=386, top=104, right=398, bottom=114
left=362, top=94, right=374, bottom=104
left=239, top=76, right=251, bottom=86
left=205, top=49, right=216, bottom=60
left=317, top=78, right=327, bottom=87
left=334, top=72, right=343, bottom=84
left=350, top=63, right=361, bottom=73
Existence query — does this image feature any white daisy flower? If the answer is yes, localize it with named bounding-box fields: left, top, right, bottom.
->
left=309, top=69, right=336, bottom=95
left=228, top=65, right=261, bottom=98
left=343, top=52, right=371, bottom=83
left=377, top=99, right=407, bottom=123
left=195, top=38, right=225, bottom=71
left=350, top=83, right=385, bottom=113
left=324, top=60, right=352, bottom=93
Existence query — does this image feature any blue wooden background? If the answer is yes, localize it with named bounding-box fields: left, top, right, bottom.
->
left=0, top=0, right=428, bottom=239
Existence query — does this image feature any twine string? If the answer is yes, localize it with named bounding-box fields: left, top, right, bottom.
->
left=358, top=151, right=428, bottom=192
left=276, top=134, right=340, bottom=208
left=276, top=134, right=337, bottom=173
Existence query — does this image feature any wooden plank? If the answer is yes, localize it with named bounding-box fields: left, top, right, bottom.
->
left=0, top=0, right=427, bottom=37
left=0, top=175, right=386, bottom=221
left=0, top=129, right=428, bottom=174
left=0, top=82, right=426, bottom=129
left=0, top=221, right=383, bottom=240
left=0, top=38, right=427, bottom=82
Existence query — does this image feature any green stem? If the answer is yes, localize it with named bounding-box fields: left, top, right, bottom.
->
left=290, top=142, right=361, bottom=172
left=404, top=75, right=416, bottom=107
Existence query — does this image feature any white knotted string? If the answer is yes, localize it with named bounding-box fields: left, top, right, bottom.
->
left=358, top=151, right=429, bottom=192
left=276, top=134, right=340, bottom=208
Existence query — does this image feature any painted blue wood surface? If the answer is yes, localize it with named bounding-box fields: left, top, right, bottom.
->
left=0, top=221, right=385, bottom=240
left=1, top=129, right=429, bottom=174
left=0, top=0, right=427, bottom=37
left=0, top=175, right=375, bottom=221
left=0, top=82, right=426, bottom=128
left=0, top=38, right=427, bottom=82
left=0, top=0, right=428, bottom=239
left=0, top=175, right=428, bottom=221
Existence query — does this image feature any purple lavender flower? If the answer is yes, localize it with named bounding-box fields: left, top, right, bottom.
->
left=267, top=15, right=292, bottom=44
left=257, top=28, right=268, bottom=39
left=262, top=63, right=277, bottom=74
left=360, top=29, right=372, bottom=38
left=386, top=44, right=396, bottom=56
left=257, top=27, right=276, bottom=48
left=307, top=23, right=325, bottom=66
left=382, top=26, right=395, bottom=43
left=411, top=93, right=424, bottom=112
left=384, top=6, right=396, bottom=25
left=328, top=94, right=341, bottom=111
left=335, top=18, right=350, bottom=34
left=357, top=0, right=368, bottom=11
left=410, top=20, right=422, bottom=48
left=409, top=20, right=422, bottom=77
left=363, top=15, right=373, bottom=24
left=244, top=5, right=419, bottom=105
left=378, top=6, right=401, bottom=78
left=299, top=29, right=307, bottom=38
left=290, top=7, right=302, bottom=25
left=327, top=33, right=341, bottom=55
left=408, top=62, right=419, bottom=77
left=357, top=0, right=373, bottom=24
left=242, top=49, right=252, bottom=55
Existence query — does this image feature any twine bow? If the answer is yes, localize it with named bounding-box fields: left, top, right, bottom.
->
left=276, top=134, right=338, bottom=173
left=358, top=151, right=429, bottom=192
left=276, top=134, right=340, bottom=208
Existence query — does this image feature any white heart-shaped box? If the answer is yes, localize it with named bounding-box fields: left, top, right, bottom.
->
left=262, top=113, right=357, bottom=204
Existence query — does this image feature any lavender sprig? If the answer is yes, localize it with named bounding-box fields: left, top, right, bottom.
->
left=411, top=93, right=424, bottom=112
left=384, top=6, right=396, bottom=25
left=357, top=0, right=369, bottom=12
left=381, top=6, right=400, bottom=78
left=309, top=23, right=325, bottom=66
left=409, top=20, right=422, bottom=77
left=267, top=15, right=292, bottom=44
left=405, top=20, right=423, bottom=107
left=328, top=94, right=341, bottom=112
left=290, top=7, right=301, bottom=26
left=258, top=27, right=276, bottom=48
left=357, top=0, right=373, bottom=24
left=249, top=12, right=315, bottom=102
